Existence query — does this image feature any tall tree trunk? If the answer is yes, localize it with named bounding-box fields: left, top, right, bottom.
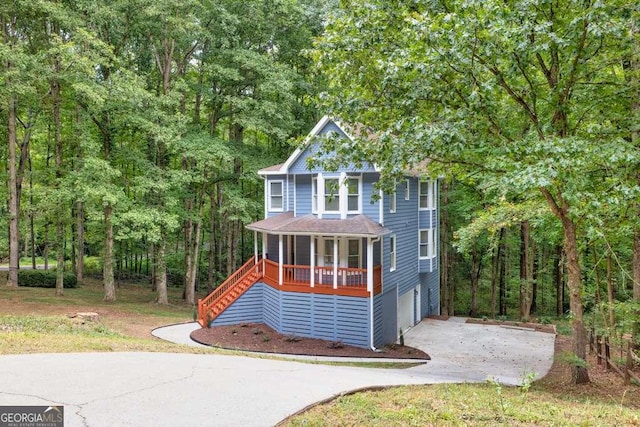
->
left=185, top=185, right=207, bottom=305
left=76, top=201, right=84, bottom=284
left=633, top=232, right=640, bottom=350
left=52, top=51, right=64, bottom=296
left=519, top=221, right=533, bottom=321
left=606, top=253, right=615, bottom=331
left=7, top=95, right=19, bottom=287
left=207, top=191, right=216, bottom=293
left=468, top=246, right=481, bottom=317
left=554, top=244, right=563, bottom=317
left=75, top=107, right=84, bottom=284
left=103, top=205, right=116, bottom=301
left=440, top=179, right=450, bottom=315
left=498, top=228, right=507, bottom=316
left=561, top=217, right=590, bottom=383
left=531, top=239, right=539, bottom=314
left=156, top=240, right=168, bottom=304
left=29, top=153, right=36, bottom=270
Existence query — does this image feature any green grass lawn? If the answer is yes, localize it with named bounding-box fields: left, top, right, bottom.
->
left=282, top=383, right=640, bottom=426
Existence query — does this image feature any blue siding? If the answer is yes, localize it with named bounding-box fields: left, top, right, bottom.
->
left=295, top=175, right=312, bottom=215
left=265, top=175, right=288, bottom=219
left=373, top=293, right=384, bottom=346
left=288, top=175, right=294, bottom=212
left=420, top=271, right=440, bottom=317
left=288, top=121, right=377, bottom=174
left=211, top=283, right=264, bottom=326
left=362, top=173, right=380, bottom=221
left=263, top=284, right=281, bottom=331
left=382, top=178, right=420, bottom=297
left=211, top=282, right=372, bottom=348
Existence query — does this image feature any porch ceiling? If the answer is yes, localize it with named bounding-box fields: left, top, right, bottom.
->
left=246, top=211, right=390, bottom=237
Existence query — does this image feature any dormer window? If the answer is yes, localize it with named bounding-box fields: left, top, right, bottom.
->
left=269, top=180, right=284, bottom=211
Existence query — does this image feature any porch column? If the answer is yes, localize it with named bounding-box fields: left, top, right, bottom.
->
left=310, top=237, right=315, bottom=288
left=278, top=234, right=283, bottom=285
left=333, top=237, right=338, bottom=289
left=367, top=237, right=374, bottom=293
left=254, top=231, right=258, bottom=264
left=262, top=232, right=267, bottom=259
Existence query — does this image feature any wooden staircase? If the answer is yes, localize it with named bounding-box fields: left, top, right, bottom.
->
left=197, top=256, right=263, bottom=327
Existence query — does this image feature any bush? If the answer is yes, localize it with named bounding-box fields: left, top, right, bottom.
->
left=18, top=270, right=78, bottom=289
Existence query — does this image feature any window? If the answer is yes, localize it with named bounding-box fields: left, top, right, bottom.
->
left=389, top=234, right=396, bottom=271
left=347, top=177, right=360, bottom=212
left=269, top=180, right=283, bottom=211
left=405, top=179, right=410, bottom=200
left=420, top=229, right=436, bottom=259
left=390, top=190, right=396, bottom=213
left=324, top=239, right=335, bottom=266
left=324, top=178, right=340, bottom=212
left=312, top=177, right=318, bottom=213
left=419, top=230, right=428, bottom=259
left=348, top=239, right=360, bottom=268
left=419, top=181, right=436, bottom=210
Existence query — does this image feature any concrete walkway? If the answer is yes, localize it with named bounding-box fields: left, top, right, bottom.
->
left=0, top=318, right=555, bottom=426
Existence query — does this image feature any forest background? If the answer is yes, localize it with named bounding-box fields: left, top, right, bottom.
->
left=1, top=0, right=638, bottom=384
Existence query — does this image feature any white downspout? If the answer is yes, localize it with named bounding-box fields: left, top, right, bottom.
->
left=369, top=235, right=381, bottom=351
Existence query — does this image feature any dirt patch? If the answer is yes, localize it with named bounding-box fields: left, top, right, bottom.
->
left=191, top=323, right=430, bottom=360
left=535, top=334, right=640, bottom=409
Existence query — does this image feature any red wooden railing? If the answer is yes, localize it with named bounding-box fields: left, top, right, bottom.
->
left=263, top=259, right=381, bottom=293
left=197, top=256, right=261, bottom=326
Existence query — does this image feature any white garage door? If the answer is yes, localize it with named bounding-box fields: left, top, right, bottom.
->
left=397, top=288, right=414, bottom=338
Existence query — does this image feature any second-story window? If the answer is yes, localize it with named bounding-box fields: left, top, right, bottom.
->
left=405, top=179, right=410, bottom=200
left=312, top=177, right=318, bottom=213
left=390, top=190, right=396, bottom=213
left=324, top=178, right=340, bottom=212
left=389, top=234, right=396, bottom=271
left=269, top=180, right=284, bottom=211
left=347, top=177, right=360, bottom=213
left=419, top=180, right=436, bottom=210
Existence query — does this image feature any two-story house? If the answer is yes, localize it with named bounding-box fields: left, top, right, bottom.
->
left=197, top=116, right=439, bottom=349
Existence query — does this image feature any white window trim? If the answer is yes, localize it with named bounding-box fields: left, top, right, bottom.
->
left=312, top=176, right=318, bottom=214
left=419, top=180, right=436, bottom=211
left=346, top=175, right=362, bottom=214
left=314, top=173, right=362, bottom=217
left=323, top=177, right=341, bottom=214
left=389, top=234, right=396, bottom=272
left=419, top=228, right=436, bottom=260
left=268, top=179, right=284, bottom=212
left=405, top=179, right=410, bottom=201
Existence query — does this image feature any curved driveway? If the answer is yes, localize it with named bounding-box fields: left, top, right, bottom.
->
left=0, top=318, right=554, bottom=426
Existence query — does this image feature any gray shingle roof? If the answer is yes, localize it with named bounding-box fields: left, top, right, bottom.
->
left=246, top=212, right=390, bottom=237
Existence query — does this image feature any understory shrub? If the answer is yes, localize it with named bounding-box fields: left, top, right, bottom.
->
left=18, top=270, right=78, bottom=288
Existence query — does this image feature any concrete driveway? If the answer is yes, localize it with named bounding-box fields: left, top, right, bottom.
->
left=0, top=317, right=554, bottom=426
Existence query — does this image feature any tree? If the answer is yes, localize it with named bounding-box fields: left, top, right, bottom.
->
left=314, top=0, right=640, bottom=383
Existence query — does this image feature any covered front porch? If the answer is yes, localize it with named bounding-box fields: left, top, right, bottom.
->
left=248, top=212, right=388, bottom=297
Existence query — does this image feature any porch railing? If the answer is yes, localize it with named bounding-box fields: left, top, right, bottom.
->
left=263, top=259, right=381, bottom=293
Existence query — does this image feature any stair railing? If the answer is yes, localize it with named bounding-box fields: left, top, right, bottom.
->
left=197, top=256, right=262, bottom=326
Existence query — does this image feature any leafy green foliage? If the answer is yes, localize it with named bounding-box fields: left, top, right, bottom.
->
left=18, top=270, right=78, bottom=289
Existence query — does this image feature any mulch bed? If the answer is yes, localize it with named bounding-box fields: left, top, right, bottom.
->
left=191, top=323, right=430, bottom=360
